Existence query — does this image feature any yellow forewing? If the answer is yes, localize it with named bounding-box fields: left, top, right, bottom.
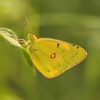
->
left=28, top=38, right=87, bottom=78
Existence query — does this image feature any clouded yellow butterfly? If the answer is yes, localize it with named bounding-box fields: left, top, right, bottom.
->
left=25, top=17, right=87, bottom=78
left=27, top=34, right=87, bottom=78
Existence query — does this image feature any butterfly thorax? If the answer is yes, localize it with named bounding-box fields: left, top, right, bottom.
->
left=27, top=34, right=37, bottom=53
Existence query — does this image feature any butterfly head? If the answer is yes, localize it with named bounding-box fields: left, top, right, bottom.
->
left=28, top=34, right=37, bottom=42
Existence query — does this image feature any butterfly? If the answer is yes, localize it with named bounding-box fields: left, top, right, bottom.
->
left=24, top=16, right=87, bottom=78
left=27, top=33, right=87, bottom=78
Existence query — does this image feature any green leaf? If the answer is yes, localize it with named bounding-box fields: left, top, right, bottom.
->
left=0, top=28, right=35, bottom=75
left=0, top=28, right=21, bottom=47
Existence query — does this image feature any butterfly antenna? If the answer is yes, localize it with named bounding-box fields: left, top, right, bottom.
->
left=24, top=15, right=34, bottom=34
left=24, top=15, right=37, bottom=40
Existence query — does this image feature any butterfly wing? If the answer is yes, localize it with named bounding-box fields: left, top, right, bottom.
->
left=28, top=38, right=87, bottom=78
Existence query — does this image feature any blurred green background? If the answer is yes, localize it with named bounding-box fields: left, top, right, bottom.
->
left=0, top=0, right=100, bottom=100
